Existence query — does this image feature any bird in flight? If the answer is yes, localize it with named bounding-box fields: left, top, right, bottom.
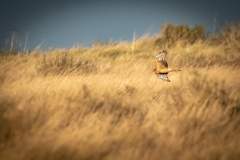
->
left=153, top=51, right=181, bottom=82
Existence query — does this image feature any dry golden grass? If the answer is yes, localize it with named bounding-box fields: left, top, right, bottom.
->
left=0, top=33, right=240, bottom=160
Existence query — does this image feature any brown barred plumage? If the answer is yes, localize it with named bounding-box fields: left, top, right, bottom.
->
left=153, top=51, right=181, bottom=82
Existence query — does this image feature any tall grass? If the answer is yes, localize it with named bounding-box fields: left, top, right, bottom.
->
left=0, top=22, right=240, bottom=160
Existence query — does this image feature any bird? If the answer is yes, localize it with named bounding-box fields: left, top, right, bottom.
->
left=153, top=51, right=181, bottom=82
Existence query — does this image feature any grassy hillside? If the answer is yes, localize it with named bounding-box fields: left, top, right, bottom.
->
left=0, top=23, right=240, bottom=160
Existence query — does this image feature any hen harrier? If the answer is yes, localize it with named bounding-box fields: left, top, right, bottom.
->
left=153, top=51, right=181, bottom=82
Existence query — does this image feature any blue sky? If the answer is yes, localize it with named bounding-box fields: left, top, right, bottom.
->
left=1, top=0, right=240, bottom=50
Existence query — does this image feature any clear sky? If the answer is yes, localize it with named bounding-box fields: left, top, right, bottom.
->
left=1, top=0, right=240, bottom=50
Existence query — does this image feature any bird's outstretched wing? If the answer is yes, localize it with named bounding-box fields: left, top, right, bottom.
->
left=155, top=51, right=168, bottom=68
left=157, top=73, right=170, bottom=82
left=155, top=59, right=168, bottom=69
left=156, top=51, right=167, bottom=60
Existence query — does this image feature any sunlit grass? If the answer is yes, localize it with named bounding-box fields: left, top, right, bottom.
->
left=0, top=23, right=240, bottom=160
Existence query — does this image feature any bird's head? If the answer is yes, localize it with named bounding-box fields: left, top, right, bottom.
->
left=153, top=68, right=157, bottom=73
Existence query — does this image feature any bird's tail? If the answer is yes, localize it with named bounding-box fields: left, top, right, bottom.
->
left=167, top=68, right=181, bottom=72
